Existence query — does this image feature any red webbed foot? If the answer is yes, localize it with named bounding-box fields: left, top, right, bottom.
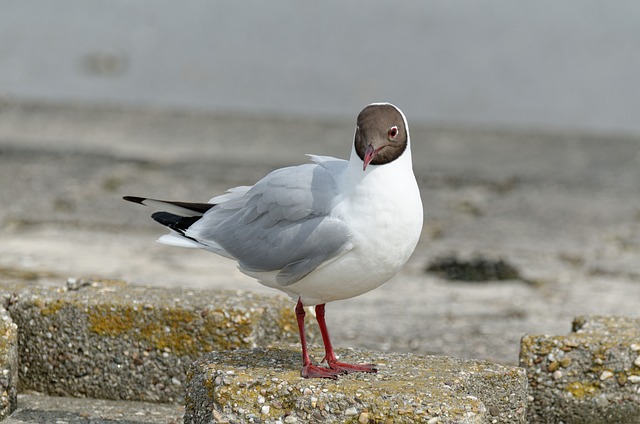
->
left=327, top=359, right=378, bottom=374
left=301, top=363, right=344, bottom=379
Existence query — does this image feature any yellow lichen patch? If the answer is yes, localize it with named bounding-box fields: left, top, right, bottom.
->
left=40, top=299, right=66, bottom=316
left=148, top=309, right=206, bottom=356
left=87, top=304, right=257, bottom=357
left=276, top=306, right=317, bottom=343
left=196, top=310, right=256, bottom=353
left=0, top=319, right=17, bottom=353
left=278, top=307, right=296, bottom=334
left=87, top=305, right=137, bottom=337
left=565, top=381, right=598, bottom=399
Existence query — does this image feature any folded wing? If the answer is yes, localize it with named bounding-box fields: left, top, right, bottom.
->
left=185, top=158, right=352, bottom=285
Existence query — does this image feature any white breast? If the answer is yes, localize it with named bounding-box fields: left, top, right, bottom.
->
left=262, top=145, right=423, bottom=305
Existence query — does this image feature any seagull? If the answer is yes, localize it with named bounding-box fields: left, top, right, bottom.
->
left=124, top=103, right=423, bottom=379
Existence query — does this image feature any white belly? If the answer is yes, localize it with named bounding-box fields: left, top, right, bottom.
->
left=248, top=155, right=423, bottom=305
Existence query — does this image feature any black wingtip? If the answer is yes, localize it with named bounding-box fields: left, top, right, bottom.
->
left=151, top=211, right=202, bottom=233
left=123, top=196, right=146, bottom=205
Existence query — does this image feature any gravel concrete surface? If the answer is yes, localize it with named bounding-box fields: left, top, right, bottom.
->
left=0, top=307, right=17, bottom=420
left=185, top=346, right=527, bottom=424
left=3, top=280, right=306, bottom=403
left=1, top=101, right=640, bottom=367
left=3, top=393, right=183, bottom=424
left=521, top=315, right=640, bottom=423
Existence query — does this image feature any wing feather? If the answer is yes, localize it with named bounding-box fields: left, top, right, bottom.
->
left=187, top=159, right=351, bottom=285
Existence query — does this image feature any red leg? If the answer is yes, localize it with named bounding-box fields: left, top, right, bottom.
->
left=295, top=299, right=341, bottom=379
left=315, top=304, right=377, bottom=374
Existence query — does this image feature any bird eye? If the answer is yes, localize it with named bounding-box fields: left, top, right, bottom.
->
left=388, top=126, right=399, bottom=140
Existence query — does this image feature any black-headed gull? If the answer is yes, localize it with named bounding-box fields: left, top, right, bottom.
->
left=124, top=103, right=423, bottom=379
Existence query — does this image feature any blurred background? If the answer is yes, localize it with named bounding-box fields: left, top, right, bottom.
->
left=1, top=0, right=640, bottom=134
left=1, top=1, right=639, bottom=365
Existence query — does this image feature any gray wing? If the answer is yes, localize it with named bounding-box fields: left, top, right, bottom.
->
left=186, top=159, right=352, bottom=285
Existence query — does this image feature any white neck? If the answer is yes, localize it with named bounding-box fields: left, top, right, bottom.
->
left=344, top=133, right=414, bottom=188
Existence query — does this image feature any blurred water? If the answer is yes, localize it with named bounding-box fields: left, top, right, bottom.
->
left=1, top=0, right=639, bottom=134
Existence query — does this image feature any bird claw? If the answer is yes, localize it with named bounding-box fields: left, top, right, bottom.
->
left=301, top=361, right=378, bottom=379
left=301, top=364, right=344, bottom=379
left=327, top=360, right=378, bottom=374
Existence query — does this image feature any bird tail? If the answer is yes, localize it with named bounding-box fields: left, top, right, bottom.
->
left=123, top=196, right=215, bottom=248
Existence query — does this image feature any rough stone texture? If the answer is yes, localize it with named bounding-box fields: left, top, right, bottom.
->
left=3, top=393, right=183, bottom=424
left=185, top=346, right=527, bottom=424
left=520, top=315, right=640, bottom=424
left=2, top=280, right=313, bottom=403
left=0, top=307, right=18, bottom=421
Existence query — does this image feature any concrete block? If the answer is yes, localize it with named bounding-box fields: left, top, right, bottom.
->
left=3, top=393, right=183, bottom=424
left=3, top=280, right=309, bottom=403
left=520, top=315, right=640, bottom=424
left=185, top=346, right=527, bottom=424
left=0, top=307, right=18, bottom=421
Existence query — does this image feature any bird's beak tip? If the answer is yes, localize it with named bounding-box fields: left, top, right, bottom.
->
left=363, top=144, right=376, bottom=171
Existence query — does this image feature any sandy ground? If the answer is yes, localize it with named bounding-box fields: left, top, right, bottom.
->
left=1, top=102, right=640, bottom=365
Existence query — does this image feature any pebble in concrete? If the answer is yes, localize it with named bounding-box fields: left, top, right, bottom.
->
left=185, top=346, right=527, bottom=424
left=520, top=315, right=640, bottom=424
left=2, top=279, right=312, bottom=403
left=0, top=307, right=18, bottom=421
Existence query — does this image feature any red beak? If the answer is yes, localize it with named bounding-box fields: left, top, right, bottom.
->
left=363, top=144, right=378, bottom=171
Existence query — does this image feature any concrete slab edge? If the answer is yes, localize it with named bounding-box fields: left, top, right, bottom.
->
left=184, top=346, right=527, bottom=424
left=520, top=315, right=640, bottom=424
left=1, top=279, right=309, bottom=404
left=0, top=307, right=18, bottom=421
